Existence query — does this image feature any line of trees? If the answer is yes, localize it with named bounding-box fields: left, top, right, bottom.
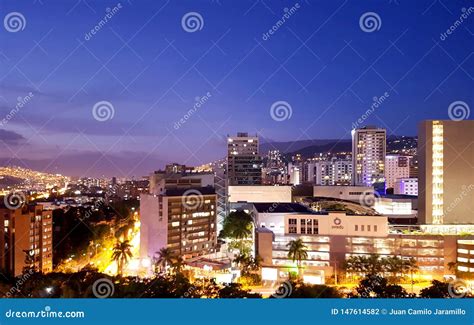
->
left=0, top=267, right=261, bottom=298
left=343, top=254, right=418, bottom=283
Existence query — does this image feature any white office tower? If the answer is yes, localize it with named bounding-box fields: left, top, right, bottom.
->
left=352, top=126, right=386, bottom=191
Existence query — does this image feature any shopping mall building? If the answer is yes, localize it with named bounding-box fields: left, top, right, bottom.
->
left=252, top=203, right=472, bottom=284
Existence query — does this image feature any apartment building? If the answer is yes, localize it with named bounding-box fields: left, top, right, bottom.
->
left=0, top=203, right=53, bottom=276
left=140, top=187, right=217, bottom=261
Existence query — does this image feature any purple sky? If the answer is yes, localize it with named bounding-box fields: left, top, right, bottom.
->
left=0, top=0, right=472, bottom=177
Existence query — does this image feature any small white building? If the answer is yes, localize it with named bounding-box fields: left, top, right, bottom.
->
left=394, top=177, right=418, bottom=196
left=313, top=185, right=374, bottom=206
left=385, top=155, right=413, bottom=189
left=228, top=185, right=292, bottom=203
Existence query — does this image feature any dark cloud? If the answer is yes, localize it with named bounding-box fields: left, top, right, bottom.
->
left=0, top=129, right=26, bottom=144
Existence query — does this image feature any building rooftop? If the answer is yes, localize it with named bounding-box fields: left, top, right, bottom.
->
left=382, top=194, right=418, bottom=200
left=253, top=203, right=316, bottom=214
left=164, top=186, right=216, bottom=197
left=256, top=226, right=274, bottom=234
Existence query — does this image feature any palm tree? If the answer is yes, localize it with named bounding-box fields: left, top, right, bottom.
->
left=401, top=257, right=418, bottom=294
left=111, top=240, right=133, bottom=276
left=233, top=253, right=248, bottom=267
left=382, top=256, right=404, bottom=281
left=221, top=211, right=253, bottom=240
left=343, top=254, right=384, bottom=280
left=171, top=255, right=185, bottom=274
left=447, top=261, right=457, bottom=274
left=366, top=254, right=383, bottom=275
left=234, top=254, right=262, bottom=277
left=154, top=248, right=175, bottom=274
left=287, top=239, right=308, bottom=277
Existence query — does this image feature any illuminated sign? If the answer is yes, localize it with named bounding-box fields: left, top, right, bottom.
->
left=331, top=217, right=344, bottom=230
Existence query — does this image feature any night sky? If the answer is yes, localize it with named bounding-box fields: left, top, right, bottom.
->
left=0, top=0, right=472, bottom=177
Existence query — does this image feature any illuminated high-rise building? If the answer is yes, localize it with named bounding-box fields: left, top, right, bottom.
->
left=227, top=132, right=262, bottom=185
left=306, top=157, right=352, bottom=185
left=0, top=203, right=53, bottom=276
left=352, top=126, right=386, bottom=191
left=418, top=120, right=474, bottom=225
left=140, top=187, right=217, bottom=261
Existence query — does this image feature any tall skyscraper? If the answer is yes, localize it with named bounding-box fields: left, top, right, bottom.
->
left=385, top=155, right=413, bottom=189
left=418, top=120, right=474, bottom=225
left=352, top=126, right=387, bottom=191
left=227, top=132, right=262, bottom=185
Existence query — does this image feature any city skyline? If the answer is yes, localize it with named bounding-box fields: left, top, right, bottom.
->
left=0, top=0, right=472, bottom=177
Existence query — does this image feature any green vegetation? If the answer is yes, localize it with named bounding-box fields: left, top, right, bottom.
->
left=220, top=210, right=253, bottom=240
left=287, top=239, right=308, bottom=277
left=420, top=280, right=472, bottom=298
left=272, top=280, right=342, bottom=298
left=153, top=247, right=175, bottom=274
left=349, top=274, right=410, bottom=298
left=111, top=240, right=133, bottom=276
left=0, top=268, right=261, bottom=298
left=343, top=254, right=418, bottom=283
left=234, top=253, right=262, bottom=286
left=53, top=199, right=138, bottom=271
left=220, top=210, right=254, bottom=256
